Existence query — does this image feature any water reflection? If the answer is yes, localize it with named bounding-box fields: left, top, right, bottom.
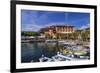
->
left=21, top=42, right=60, bottom=63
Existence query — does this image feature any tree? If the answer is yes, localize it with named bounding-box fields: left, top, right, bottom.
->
left=21, top=31, right=40, bottom=36
left=81, top=30, right=90, bottom=42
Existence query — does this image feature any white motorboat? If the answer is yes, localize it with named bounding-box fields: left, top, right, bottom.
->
left=39, top=55, right=53, bottom=62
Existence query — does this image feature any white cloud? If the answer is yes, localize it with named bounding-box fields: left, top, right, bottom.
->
left=22, top=22, right=69, bottom=31
left=45, top=22, right=69, bottom=27
left=22, top=24, right=43, bottom=31
left=79, top=24, right=90, bottom=30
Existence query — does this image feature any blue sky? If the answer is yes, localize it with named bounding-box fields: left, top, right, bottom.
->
left=21, top=10, right=90, bottom=31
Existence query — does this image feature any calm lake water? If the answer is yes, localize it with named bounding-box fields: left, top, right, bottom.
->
left=21, top=42, right=61, bottom=63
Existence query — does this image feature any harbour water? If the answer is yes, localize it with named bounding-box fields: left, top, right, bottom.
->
left=21, top=41, right=90, bottom=63
left=21, top=42, right=61, bottom=63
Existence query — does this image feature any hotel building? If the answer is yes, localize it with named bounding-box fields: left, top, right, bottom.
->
left=40, top=25, right=75, bottom=39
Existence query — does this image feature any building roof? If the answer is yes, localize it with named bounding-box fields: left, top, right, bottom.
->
left=39, top=25, right=74, bottom=33
left=49, top=25, right=74, bottom=28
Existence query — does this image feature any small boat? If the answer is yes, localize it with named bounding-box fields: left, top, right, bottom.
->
left=52, top=52, right=72, bottom=61
left=30, top=60, right=34, bottom=62
left=52, top=55, right=67, bottom=61
left=39, top=55, right=53, bottom=62
left=45, top=40, right=57, bottom=43
left=79, top=56, right=89, bottom=59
